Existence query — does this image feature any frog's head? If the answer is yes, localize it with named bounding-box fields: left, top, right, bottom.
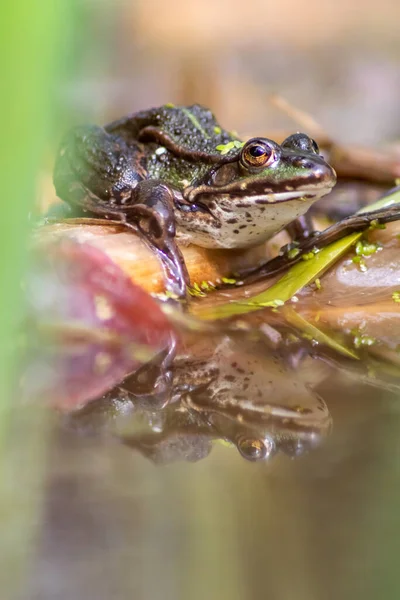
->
left=187, top=133, right=336, bottom=202
left=181, top=133, right=337, bottom=249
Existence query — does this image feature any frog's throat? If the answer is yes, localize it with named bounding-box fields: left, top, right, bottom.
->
left=175, top=189, right=332, bottom=250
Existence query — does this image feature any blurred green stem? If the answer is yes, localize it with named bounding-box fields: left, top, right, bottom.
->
left=0, top=0, right=73, bottom=595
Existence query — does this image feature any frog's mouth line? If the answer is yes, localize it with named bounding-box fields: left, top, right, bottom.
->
left=177, top=186, right=334, bottom=217
left=210, top=187, right=334, bottom=207
left=194, top=396, right=329, bottom=434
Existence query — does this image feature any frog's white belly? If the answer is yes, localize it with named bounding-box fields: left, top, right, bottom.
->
left=176, top=192, right=323, bottom=250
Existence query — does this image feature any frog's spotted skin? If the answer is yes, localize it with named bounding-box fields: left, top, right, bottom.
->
left=175, top=192, right=322, bottom=249
left=106, top=105, right=335, bottom=249
left=105, top=104, right=238, bottom=188
left=54, top=104, right=336, bottom=296
left=172, top=336, right=332, bottom=460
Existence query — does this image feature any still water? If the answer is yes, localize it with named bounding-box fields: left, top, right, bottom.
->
left=22, top=336, right=400, bottom=600
left=18, top=209, right=400, bottom=600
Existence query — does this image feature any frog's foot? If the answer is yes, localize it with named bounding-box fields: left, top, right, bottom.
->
left=55, top=182, right=190, bottom=299
left=117, top=335, right=177, bottom=409
left=130, top=206, right=189, bottom=299
left=125, top=181, right=190, bottom=300
left=235, top=203, right=400, bottom=284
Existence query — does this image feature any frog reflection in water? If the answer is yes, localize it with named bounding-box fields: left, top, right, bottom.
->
left=53, top=104, right=337, bottom=297
left=67, top=336, right=332, bottom=463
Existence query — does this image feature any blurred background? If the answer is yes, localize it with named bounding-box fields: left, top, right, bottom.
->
left=57, top=0, right=400, bottom=144
left=2, top=1, right=400, bottom=599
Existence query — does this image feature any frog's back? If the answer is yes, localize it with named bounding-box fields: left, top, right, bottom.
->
left=106, top=103, right=235, bottom=154
left=105, top=104, right=238, bottom=189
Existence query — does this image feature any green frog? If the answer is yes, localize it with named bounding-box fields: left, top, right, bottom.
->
left=53, top=103, right=337, bottom=297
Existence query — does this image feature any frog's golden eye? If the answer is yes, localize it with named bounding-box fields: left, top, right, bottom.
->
left=237, top=436, right=275, bottom=461
left=241, top=139, right=277, bottom=169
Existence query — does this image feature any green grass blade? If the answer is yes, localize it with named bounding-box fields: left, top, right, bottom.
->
left=0, top=0, right=76, bottom=595
left=282, top=307, right=359, bottom=360
left=197, top=232, right=361, bottom=320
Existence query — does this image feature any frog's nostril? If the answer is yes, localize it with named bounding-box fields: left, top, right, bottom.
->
left=293, top=158, right=316, bottom=169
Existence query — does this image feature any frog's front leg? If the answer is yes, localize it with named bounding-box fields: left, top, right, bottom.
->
left=92, top=182, right=189, bottom=299
left=57, top=181, right=189, bottom=299
left=117, top=333, right=177, bottom=409
left=125, top=180, right=190, bottom=299
left=54, top=125, right=189, bottom=299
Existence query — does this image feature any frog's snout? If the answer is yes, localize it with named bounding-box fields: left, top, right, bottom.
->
left=308, top=158, right=337, bottom=189
left=286, top=150, right=336, bottom=190
left=320, top=162, right=337, bottom=187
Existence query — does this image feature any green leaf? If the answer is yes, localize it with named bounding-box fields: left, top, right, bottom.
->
left=283, top=307, right=360, bottom=360
left=197, top=232, right=362, bottom=320
left=392, top=291, right=400, bottom=304
left=215, top=140, right=244, bottom=155
left=358, top=188, right=400, bottom=213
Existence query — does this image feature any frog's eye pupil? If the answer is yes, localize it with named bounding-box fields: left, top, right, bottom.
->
left=237, top=436, right=275, bottom=461
left=242, top=140, right=276, bottom=168
left=238, top=438, right=266, bottom=461
left=249, top=145, right=266, bottom=158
